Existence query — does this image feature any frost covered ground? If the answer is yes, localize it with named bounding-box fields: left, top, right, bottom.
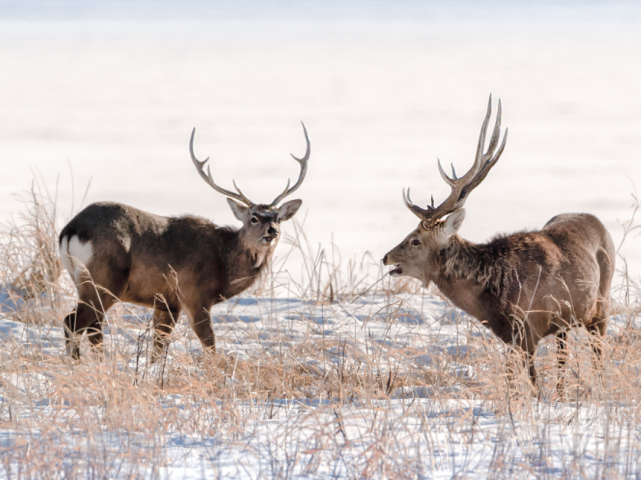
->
left=2, top=276, right=641, bottom=479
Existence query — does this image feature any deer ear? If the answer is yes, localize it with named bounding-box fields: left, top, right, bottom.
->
left=227, top=198, right=248, bottom=222
left=277, top=199, right=302, bottom=222
left=443, top=209, right=466, bottom=237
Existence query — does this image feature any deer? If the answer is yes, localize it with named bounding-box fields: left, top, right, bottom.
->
left=382, top=97, right=615, bottom=388
left=59, top=123, right=310, bottom=359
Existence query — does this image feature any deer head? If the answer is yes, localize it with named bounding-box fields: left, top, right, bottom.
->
left=383, top=96, right=508, bottom=286
left=189, top=123, right=309, bottom=256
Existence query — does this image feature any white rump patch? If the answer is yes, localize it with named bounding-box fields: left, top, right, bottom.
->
left=59, top=235, right=93, bottom=285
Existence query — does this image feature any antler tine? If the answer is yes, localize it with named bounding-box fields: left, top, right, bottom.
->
left=438, top=95, right=496, bottom=190
left=405, top=97, right=507, bottom=227
left=437, top=158, right=457, bottom=187
left=270, top=122, right=311, bottom=206
left=469, top=94, right=493, bottom=180
left=231, top=180, right=253, bottom=205
left=189, top=128, right=254, bottom=207
left=483, top=99, right=502, bottom=160
left=403, top=188, right=431, bottom=220
left=461, top=127, right=508, bottom=196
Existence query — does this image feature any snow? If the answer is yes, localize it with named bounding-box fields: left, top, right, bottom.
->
left=0, top=317, right=25, bottom=342
left=1, top=288, right=641, bottom=478
left=0, top=287, right=25, bottom=315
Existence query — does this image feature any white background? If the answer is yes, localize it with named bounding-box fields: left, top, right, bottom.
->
left=1, top=1, right=640, bottom=276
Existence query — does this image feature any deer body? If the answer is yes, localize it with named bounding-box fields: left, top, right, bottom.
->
left=60, top=202, right=273, bottom=356
left=60, top=124, right=309, bottom=358
left=383, top=98, right=615, bottom=384
left=432, top=214, right=613, bottom=360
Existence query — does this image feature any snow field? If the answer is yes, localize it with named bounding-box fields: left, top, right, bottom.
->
left=1, top=257, right=641, bottom=479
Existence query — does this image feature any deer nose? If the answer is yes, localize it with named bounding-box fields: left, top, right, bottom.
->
left=382, top=255, right=388, bottom=265
left=268, top=226, right=278, bottom=237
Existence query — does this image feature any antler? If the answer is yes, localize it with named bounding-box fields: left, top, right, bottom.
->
left=270, top=122, right=311, bottom=206
left=404, top=95, right=508, bottom=227
left=189, top=128, right=254, bottom=207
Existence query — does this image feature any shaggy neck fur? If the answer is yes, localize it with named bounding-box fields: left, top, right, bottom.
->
left=434, top=235, right=509, bottom=307
left=433, top=230, right=563, bottom=314
left=220, top=229, right=275, bottom=298
left=238, top=230, right=276, bottom=269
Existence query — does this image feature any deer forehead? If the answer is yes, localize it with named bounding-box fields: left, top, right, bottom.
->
left=415, top=222, right=443, bottom=238
left=249, top=207, right=279, bottom=221
left=400, top=224, right=448, bottom=249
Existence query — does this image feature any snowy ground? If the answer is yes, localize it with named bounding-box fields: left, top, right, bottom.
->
left=2, top=281, right=641, bottom=479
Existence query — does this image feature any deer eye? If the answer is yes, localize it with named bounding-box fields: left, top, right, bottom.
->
left=251, top=216, right=259, bottom=224
left=411, top=239, right=420, bottom=246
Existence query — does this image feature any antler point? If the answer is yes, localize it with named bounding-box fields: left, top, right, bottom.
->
left=421, top=97, right=505, bottom=225
left=271, top=123, right=310, bottom=205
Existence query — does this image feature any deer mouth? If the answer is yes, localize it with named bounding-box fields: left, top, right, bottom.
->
left=262, top=236, right=275, bottom=245
left=389, top=264, right=403, bottom=277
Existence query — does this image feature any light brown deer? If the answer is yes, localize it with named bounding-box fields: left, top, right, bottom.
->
left=383, top=98, right=615, bottom=386
left=59, top=123, right=310, bottom=359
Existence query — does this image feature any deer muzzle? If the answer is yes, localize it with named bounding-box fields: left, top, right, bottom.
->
left=382, top=253, right=403, bottom=276
left=262, top=225, right=279, bottom=245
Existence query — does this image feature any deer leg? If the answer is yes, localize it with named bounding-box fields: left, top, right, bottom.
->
left=64, top=285, right=116, bottom=359
left=152, top=306, right=179, bottom=358
left=527, top=353, right=537, bottom=386
left=556, top=330, right=567, bottom=395
left=587, top=317, right=607, bottom=375
left=513, top=321, right=539, bottom=389
left=63, top=302, right=107, bottom=358
left=504, top=347, right=537, bottom=396
left=63, top=308, right=82, bottom=359
left=86, top=320, right=104, bottom=358
left=187, top=305, right=216, bottom=354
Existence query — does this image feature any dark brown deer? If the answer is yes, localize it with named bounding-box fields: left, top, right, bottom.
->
left=383, top=98, right=615, bottom=386
left=59, top=123, right=310, bottom=359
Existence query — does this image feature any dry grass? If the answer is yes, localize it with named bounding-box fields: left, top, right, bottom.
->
left=1, top=182, right=641, bottom=478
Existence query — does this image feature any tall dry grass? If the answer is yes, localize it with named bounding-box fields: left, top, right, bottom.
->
left=0, top=179, right=640, bottom=478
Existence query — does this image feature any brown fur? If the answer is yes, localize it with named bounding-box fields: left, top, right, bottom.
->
left=60, top=199, right=301, bottom=358
left=384, top=212, right=615, bottom=385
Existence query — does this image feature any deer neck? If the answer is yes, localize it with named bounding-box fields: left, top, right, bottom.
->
left=432, top=235, right=496, bottom=320
left=239, top=231, right=277, bottom=269
left=221, top=231, right=274, bottom=297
